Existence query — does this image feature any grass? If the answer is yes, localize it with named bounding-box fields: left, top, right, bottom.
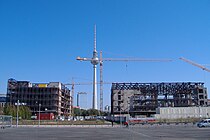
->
left=12, top=119, right=111, bottom=125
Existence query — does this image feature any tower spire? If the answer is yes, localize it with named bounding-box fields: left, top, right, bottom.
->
left=94, top=24, right=97, bottom=52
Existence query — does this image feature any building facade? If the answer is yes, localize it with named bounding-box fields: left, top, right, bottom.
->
left=155, top=107, right=210, bottom=119
left=111, top=82, right=208, bottom=117
left=7, top=78, right=72, bottom=117
left=0, top=94, right=7, bottom=108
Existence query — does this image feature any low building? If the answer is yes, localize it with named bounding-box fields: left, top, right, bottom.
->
left=7, top=78, right=72, bottom=118
left=155, top=107, right=210, bottom=119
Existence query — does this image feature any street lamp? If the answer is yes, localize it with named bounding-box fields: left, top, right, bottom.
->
left=127, top=98, right=130, bottom=128
left=16, top=100, right=19, bottom=128
left=15, top=100, right=27, bottom=127
left=38, top=103, right=41, bottom=127
left=119, top=104, right=122, bottom=127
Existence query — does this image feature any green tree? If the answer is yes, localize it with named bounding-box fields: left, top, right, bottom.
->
left=73, top=108, right=106, bottom=116
left=19, top=106, right=31, bottom=119
left=23, top=106, right=32, bottom=119
left=0, top=106, right=4, bottom=115
left=4, top=105, right=16, bottom=117
left=74, top=108, right=90, bottom=116
left=73, top=108, right=81, bottom=116
left=4, top=105, right=31, bottom=120
left=87, top=109, right=100, bottom=116
left=81, top=109, right=88, bottom=116
left=99, top=111, right=108, bottom=116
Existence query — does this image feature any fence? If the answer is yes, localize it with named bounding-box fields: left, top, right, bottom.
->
left=0, top=115, right=12, bottom=128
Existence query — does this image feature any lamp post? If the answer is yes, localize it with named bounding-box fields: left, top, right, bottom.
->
left=16, top=100, right=19, bottom=128
left=38, top=103, right=41, bottom=127
left=119, top=104, right=122, bottom=127
left=127, top=98, right=130, bottom=128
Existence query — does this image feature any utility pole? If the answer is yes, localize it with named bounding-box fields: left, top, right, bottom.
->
left=38, top=103, right=41, bottom=127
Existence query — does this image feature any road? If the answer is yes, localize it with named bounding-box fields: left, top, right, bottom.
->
left=0, top=124, right=209, bottom=140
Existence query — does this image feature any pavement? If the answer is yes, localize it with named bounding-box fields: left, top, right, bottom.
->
left=0, top=124, right=210, bottom=140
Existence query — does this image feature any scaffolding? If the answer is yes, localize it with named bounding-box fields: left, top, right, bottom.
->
left=7, top=79, right=72, bottom=117
left=111, top=82, right=208, bottom=117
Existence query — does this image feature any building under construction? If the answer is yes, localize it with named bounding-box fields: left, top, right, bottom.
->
left=7, top=78, right=72, bottom=117
left=111, top=82, right=208, bottom=117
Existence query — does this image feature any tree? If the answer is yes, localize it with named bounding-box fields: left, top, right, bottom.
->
left=19, top=106, right=31, bottom=119
left=81, top=109, right=88, bottom=116
left=4, top=105, right=16, bottom=117
left=24, top=106, right=32, bottom=119
left=87, top=109, right=100, bottom=116
left=0, top=106, right=4, bottom=115
left=73, top=108, right=102, bottom=116
left=99, top=111, right=108, bottom=116
left=4, top=105, right=31, bottom=120
left=73, top=108, right=81, bottom=116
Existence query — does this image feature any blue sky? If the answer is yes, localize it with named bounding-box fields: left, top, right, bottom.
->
left=0, top=0, right=210, bottom=109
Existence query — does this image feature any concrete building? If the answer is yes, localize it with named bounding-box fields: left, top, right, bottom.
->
left=111, top=82, right=208, bottom=117
left=7, top=78, right=72, bottom=117
left=208, top=99, right=210, bottom=106
left=0, top=94, right=7, bottom=107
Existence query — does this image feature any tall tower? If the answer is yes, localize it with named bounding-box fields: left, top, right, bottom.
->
left=90, top=25, right=99, bottom=109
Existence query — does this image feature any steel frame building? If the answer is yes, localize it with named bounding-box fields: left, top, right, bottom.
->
left=111, top=82, right=208, bottom=117
left=0, top=94, right=7, bottom=108
left=7, top=79, right=72, bottom=117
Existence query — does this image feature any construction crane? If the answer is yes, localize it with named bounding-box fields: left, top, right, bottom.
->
left=76, top=25, right=173, bottom=111
left=65, top=81, right=112, bottom=114
left=65, top=81, right=112, bottom=104
left=97, top=51, right=173, bottom=111
left=78, top=54, right=172, bottom=111
left=179, top=57, right=210, bottom=72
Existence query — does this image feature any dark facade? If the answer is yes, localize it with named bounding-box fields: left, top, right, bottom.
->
left=111, top=82, right=208, bottom=117
left=0, top=94, right=7, bottom=108
left=7, top=79, right=72, bottom=117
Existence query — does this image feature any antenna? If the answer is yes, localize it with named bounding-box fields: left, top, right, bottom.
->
left=94, top=24, right=97, bottom=52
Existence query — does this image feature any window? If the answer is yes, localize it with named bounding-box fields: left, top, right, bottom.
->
left=199, top=89, right=203, bottom=93
left=118, top=95, right=121, bottom=100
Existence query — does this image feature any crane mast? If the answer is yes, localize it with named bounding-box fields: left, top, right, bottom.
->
left=100, top=51, right=103, bottom=112
left=71, top=79, right=74, bottom=116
